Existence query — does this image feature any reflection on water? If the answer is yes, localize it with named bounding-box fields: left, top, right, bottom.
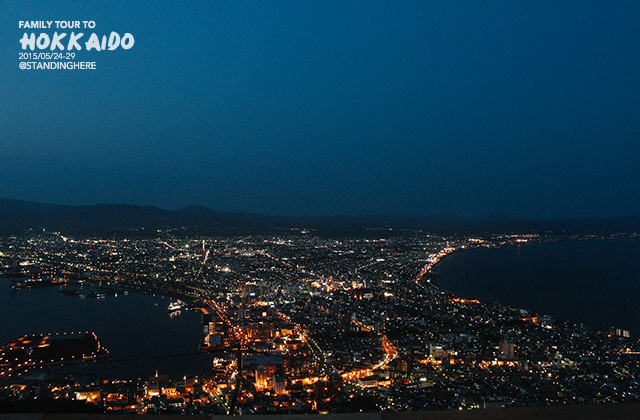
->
left=169, top=309, right=182, bottom=319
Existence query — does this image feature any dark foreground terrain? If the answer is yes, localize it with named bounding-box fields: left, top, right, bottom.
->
left=0, top=402, right=639, bottom=420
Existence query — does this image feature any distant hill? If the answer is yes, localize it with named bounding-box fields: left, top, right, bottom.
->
left=0, top=198, right=286, bottom=235
left=0, top=198, right=639, bottom=236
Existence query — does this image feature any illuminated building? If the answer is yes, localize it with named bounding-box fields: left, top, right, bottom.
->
left=610, top=328, right=631, bottom=338
left=500, top=340, right=515, bottom=360
left=272, top=374, right=286, bottom=395
left=242, top=283, right=259, bottom=305
left=254, top=366, right=268, bottom=390
left=145, top=371, right=171, bottom=398
left=247, top=322, right=275, bottom=340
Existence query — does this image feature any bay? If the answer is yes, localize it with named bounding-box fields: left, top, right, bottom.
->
left=437, top=238, right=640, bottom=335
left=1, top=282, right=211, bottom=380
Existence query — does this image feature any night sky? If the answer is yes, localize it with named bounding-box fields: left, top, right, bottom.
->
left=2, top=1, right=640, bottom=218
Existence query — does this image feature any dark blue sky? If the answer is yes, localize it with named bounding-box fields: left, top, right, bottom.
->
left=2, top=1, right=639, bottom=218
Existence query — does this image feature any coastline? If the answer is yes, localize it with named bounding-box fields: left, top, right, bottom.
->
left=432, top=236, right=640, bottom=335
left=0, top=279, right=210, bottom=380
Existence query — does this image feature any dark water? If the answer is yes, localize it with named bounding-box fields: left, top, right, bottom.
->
left=1, top=283, right=211, bottom=380
left=437, top=238, right=640, bottom=334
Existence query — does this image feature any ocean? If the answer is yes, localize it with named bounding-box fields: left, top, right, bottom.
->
left=436, top=237, right=640, bottom=335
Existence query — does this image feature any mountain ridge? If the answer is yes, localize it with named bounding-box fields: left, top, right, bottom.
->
left=0, top=198, right=639, bottom=236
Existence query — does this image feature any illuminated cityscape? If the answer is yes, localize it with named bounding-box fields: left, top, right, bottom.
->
left=3, top=0, right=640, bottom=417
left=1, top=229, right=638, bottom=414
